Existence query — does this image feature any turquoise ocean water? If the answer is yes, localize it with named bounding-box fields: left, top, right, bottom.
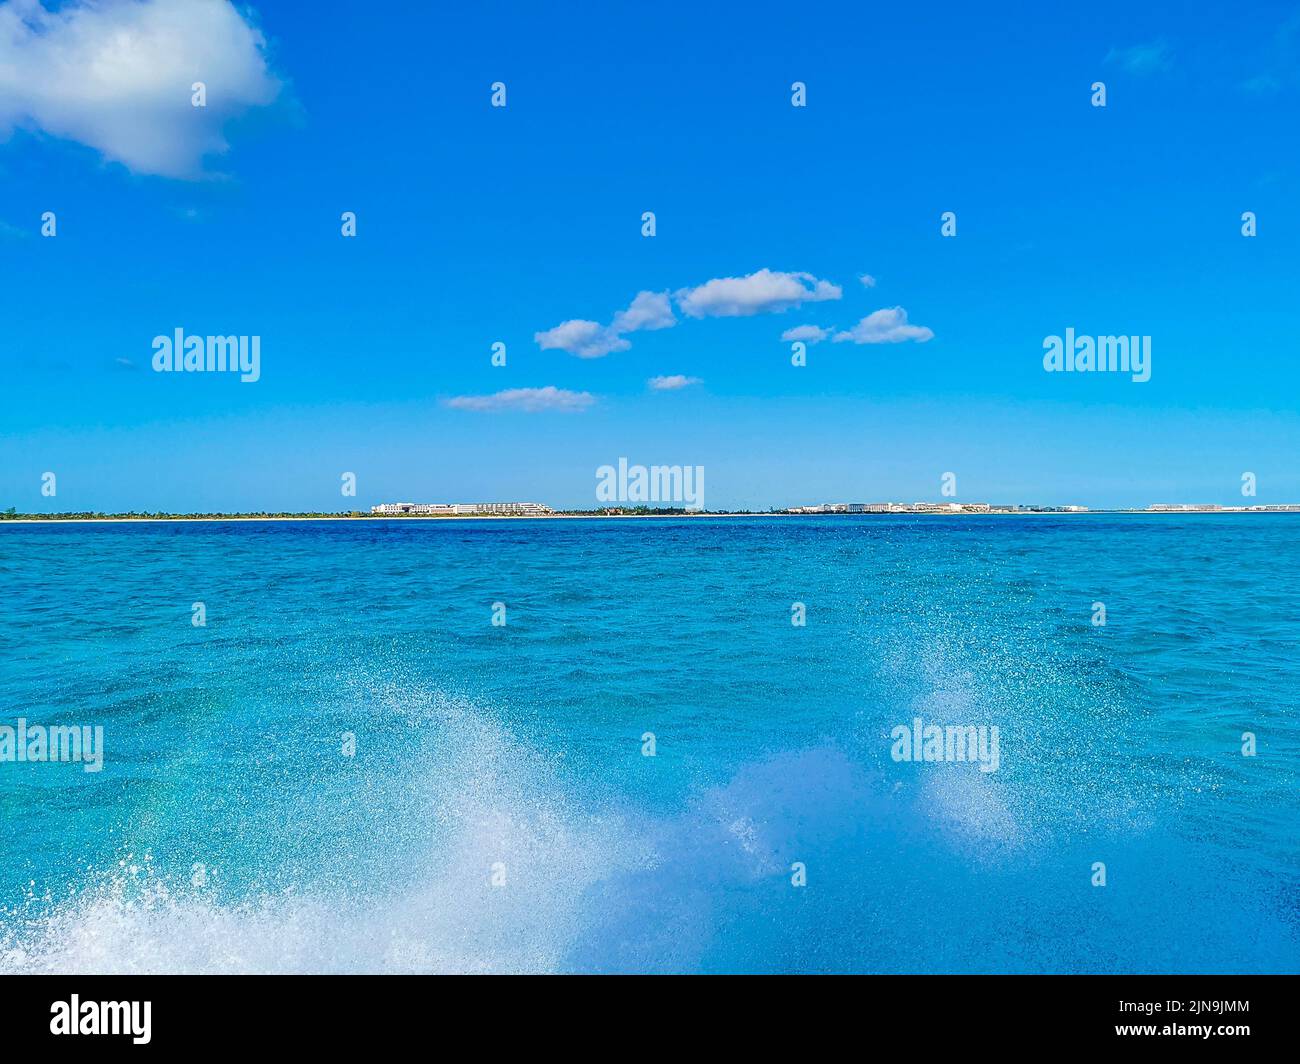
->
left=0, top=515, right=1296, bottom=973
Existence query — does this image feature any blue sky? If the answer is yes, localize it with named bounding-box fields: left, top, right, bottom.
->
left=2, top=0, right=1299, bottom=511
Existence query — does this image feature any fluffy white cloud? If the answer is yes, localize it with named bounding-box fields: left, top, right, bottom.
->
left=833, top=307, right=934, bottom=344
left=0, top=0, right=281, bottom=179
left=781, top=324, right=831, bottom=344
left=533, top=319, right=629, bottom=359
left=535, top=289, right=675, bottom=358
left=859, top=273, right=877, bottom=288
left=443, top=386, right=596, bottom=413
left=648, top=374, right=702, bottom=390
left=611, top=290, right=676, bottom=333
left=675, top=269, right=841, bottom=318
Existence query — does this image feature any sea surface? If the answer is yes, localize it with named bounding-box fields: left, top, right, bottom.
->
left=0, top=515, right=1296, bottom=973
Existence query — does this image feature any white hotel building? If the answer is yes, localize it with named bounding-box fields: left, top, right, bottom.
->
left=371, top=502, right=554, bottom=516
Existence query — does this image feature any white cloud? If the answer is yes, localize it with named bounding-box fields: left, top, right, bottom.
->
left=610, top=290, right=676, bottom=333
left=675, top=269, right=841, bottom=318
left=534, top=319, right=629, bottom=359
left=0, top=0, right=281, bottom=179
left=648, top=374, right=702, bottom=391
left=859, top=273, right=877, bottom=288
left=833, top=307, right=934, bottom=344
left=781, top=324, right=831, bottom=344
left=443, top=386, right=596, bottom=413
left=535, top=289, right=675, bottom=358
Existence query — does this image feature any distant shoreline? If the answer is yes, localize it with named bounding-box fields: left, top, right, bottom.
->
left=3, top=510, right=1297, bottom=525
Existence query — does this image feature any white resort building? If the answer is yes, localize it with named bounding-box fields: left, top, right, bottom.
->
left=370, top=502, right=554, bottom=516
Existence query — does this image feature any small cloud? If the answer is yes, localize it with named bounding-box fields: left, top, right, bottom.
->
left=611, top=290, right=676, bottom=333
left=1243, top=73, right=1282, bottom=94
left=113, top=357, right=137, bottom=371
left=0, top=0, right=282, bottom=179
left=833, top=307, right=933, bottom=344
left=781, top=324, right=831, bottom=344
left=534, top=319, right=629, bottom=359
left=675, top=269, right=841, bottom=318
left=443, top=386, right=596, bottom=413
left=858, top=273, right=877, bottom=288
left=0, top=218, right=26, bottom=240
left=1241, top=12, right=1300, bottom=94
left=535, top=289, right=675, bottom=358
left=1104, top=40, right=1173, bottom=75
left=648, top=374, right=702, bottom=391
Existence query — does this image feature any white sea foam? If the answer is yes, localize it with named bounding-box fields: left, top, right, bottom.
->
left=0, top=732, right=880, bottom=974
left=1, top=688, right=650, bottom=974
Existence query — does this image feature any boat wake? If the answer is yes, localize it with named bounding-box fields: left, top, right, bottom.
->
left=2, top=688, right=1295, bottom=974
